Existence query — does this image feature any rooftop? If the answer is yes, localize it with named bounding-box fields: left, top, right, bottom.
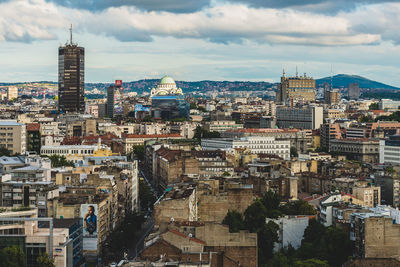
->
left=0, top=120, right=23, bottom=126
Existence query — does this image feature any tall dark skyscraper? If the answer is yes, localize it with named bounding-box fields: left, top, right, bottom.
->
left=58, top=25, right=85, bottom=113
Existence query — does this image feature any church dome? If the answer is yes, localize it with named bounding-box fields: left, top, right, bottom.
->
left=160, top=75, right=175, bottom=85
left=151, top=75, right=183, bottom=97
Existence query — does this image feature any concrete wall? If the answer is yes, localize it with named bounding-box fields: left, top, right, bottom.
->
left=365, top=217, right=400, bottom=260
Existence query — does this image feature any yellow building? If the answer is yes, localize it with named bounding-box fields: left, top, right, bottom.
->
left=276, top=71, right=316, bottom=104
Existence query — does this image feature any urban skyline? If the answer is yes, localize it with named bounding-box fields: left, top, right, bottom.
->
left=0, top=0, right=400, bottom=86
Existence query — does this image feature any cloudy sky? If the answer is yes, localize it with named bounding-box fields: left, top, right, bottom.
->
left=0, top=0, right=400, bottom=85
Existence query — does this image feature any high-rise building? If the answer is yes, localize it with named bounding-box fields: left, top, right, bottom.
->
left=348, top=83, right=360, bottom=100
left=276, top=70, right=316, bottom=105
left=6, top=86, right=18, bottom=100
left=324, top=82, right=340, bottom=105
left=58, top=26, right=85, bottom=113
left=107, top=86, right=115, bottom=118
left=107, top=80, right=123, bottom=118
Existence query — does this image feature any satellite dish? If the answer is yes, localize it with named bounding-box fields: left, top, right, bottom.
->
left=170, top=217, right=174, bottom=222
left=188, top=233, right=193, bottom=238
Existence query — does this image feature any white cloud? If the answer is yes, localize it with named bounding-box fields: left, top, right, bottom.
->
left=0, top=0, right=66, bottom=42
left=69, top=4, right=382, bottom=46
left=0, top=0, right=391, bottom=46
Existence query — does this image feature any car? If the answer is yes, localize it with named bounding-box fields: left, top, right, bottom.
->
left=110, top=262, right=117, bottom=267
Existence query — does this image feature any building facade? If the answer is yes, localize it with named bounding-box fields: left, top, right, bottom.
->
left=0, top=121, right=26, bottom=154
left=276, top=72, right=316, bottom=104
left=330, top=138, right=380, bottom=163
left=201, top=136, right=290, bottom=160
left=151, top=76, right=189, bottom=120
left=58, top=32, right=85, bottom=113
left=276, top=106, right=323, bottom=130
left=348, top=83, right=360, bottom=100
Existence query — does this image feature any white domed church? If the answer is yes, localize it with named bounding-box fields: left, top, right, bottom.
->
left=150, top=75, right=183, bottom=97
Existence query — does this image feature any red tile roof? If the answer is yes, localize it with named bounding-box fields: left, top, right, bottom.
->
left=226, top=128, right=300, bottom=133
left=122, top=134, right=182, bottom=138
left=27, top=123, right=40, bottom=131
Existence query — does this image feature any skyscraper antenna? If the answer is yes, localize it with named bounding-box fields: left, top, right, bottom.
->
left=330, top=64, right=333, bottom=90
left=296, top=66, right=298, bottom=77
left=70, top=24, right=73, bottom=45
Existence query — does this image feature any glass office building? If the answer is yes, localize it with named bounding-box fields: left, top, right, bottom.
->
left=151, top=95, right=190, bottom=120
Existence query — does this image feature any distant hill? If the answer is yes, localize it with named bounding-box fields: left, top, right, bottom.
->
left=316, top=74, right=399, bottom=90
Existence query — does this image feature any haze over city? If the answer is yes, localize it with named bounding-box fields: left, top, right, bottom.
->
left=1, top=0, right=400, bottom=86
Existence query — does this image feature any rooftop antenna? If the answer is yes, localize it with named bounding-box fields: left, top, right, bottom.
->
left=296, top=66, right=298, bottom=77
left=69, top=24, right=73, bottom=45
left=330, top=64, right=333, bottom=90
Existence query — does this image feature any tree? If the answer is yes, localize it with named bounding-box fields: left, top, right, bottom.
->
left=290, top=147, right=298, bottom=158
left=47, top=155, right=74, bottom=168
left=258, top=221, right=279, bottom=265
left=0, top=246, right=26, bottom=267
left=298, top=219, right=353, bottom=267
left=0, top=146, right=11, bottom=157
left=132, top=145, right=145, bottom=161
left=139, top=179, right=156, bottom=211
left=222, top=210, right=245, bottom=233
left=268, top=252, right=291, bottom=267
left=222, top=171, right=231, bottom=177
left=194, top=126, right=221, bottom=140
left=197, top=106, right=207, bottom=112
left=359, top=115, right=373, bottom=123
left=369, top=102, right=379, bottom=110
left=262, top=191, right=281, bottom=211
left=294, top=259, right=329, bottom=267
left=244, top=200, right=267, bottom=232
left=280, top=200, right=316, bottom=216
left=37, top=253, right=55, bottom=267
left=302, top=219, right=326, bottom=243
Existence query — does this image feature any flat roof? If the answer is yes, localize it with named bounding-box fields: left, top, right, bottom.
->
left=0, top=121, right=23, bottom=126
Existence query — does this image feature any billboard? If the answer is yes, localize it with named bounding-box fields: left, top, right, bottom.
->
left=115, top=80, right=122, bottom=87
left=81, top=204, right=98, bottom=251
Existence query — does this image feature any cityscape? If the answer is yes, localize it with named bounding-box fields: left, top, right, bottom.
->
left=1, top=1, right=400, bottom=267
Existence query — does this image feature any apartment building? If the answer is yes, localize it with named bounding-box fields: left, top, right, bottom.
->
left=320, top=123, right=342, bottom=150
left=276, top=106, right=323, bottom=130
left=204, top=120, right=243, bottom=133
left=222, top=128, right=312, bottom=153
left=0, top=208, right=82, bottom=267
left=201, top=136, right=290, bottom=160
left=0, top=121, right=26, bottom=154
left=351, top=214, right=400, bottom=260
left=379, top=135, right=400, bottom=165
left=329, top=138, right=380, bottom=163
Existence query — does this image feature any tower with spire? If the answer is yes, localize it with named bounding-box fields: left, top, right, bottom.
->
left=58, top=25, right=85, bottom=113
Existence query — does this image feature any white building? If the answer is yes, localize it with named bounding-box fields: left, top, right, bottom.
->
left=276, top=106, right=323, bottom=130
left=379, top=99, right=400, bottom=110
left=204, top=121, right=243, bottom=133
left=379, top=137, right=400, bottom=165
left=266, top=216, right=311, bottom=252
left=7, top=86, right=18, bottom=100
left=319, top=192, right=342, bottom=226
left=40, top=144, right=111, bottom=158
left=201, top=136, right=290, bottom=160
